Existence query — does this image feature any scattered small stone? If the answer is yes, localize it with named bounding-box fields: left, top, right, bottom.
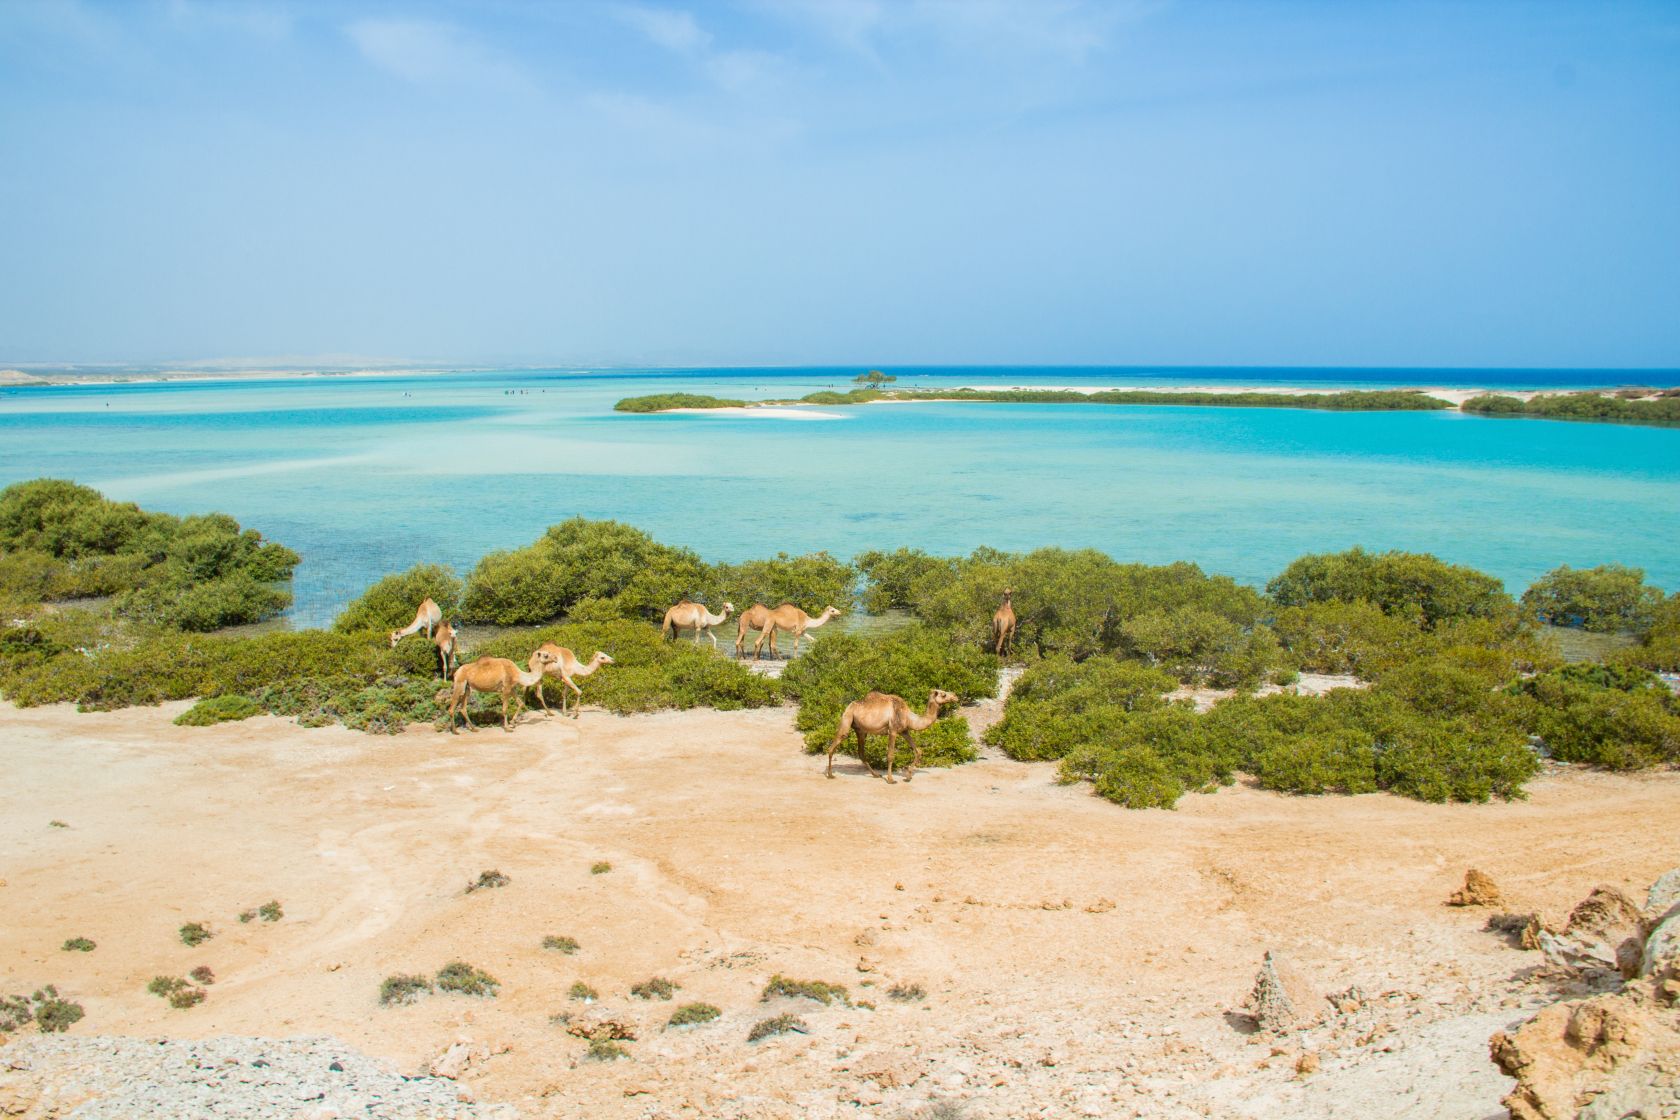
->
left=1446, top=869, right=1504, bottom=908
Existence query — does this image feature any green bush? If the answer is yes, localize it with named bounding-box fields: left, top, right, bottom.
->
left=435, top=961, right=499, bottom=998
left=855, top=548, right=958, bottom=613
left=174, top=694, right=262, bottom=726
left=714, top=552, right=855, bottom=614
left=0, top=986, right=83, bottom=1034
left=461, top=519, right=710, bottom=624
left=334, top=564, right=463, bottom=634
left=1518, top=667, right=1680, bottom=769
left=782, top=625, right=996, bottom=766
left=1267, top=548, right=1513, bottom=628
left=1520, top=564, right=1664, bottom=634
left=613, top=393, right=747, bottom=412
left=986, top=657, right=1175, bottom=761
left=668, top=1002, right=721, bottom=1027
left=1117, top=606, right=1286, bottom=687
left=1462, top=392, right=1680, bottom=426
left=1270, top=600, right=1424, bottom=675
left=1248, top=729, right=1378, bottom=795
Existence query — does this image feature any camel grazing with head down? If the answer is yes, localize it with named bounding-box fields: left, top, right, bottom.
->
left=432, top=619, right=460, bottom=680
left=735, top=603, right=843, bottom=661
left=390, top=598, right=442, bottom=648
left=532, top=643, right=615, bottom=719
left=446, top=649, right=556, bottom=733
left=992, top=589, right=1017, bottom=656
left=662, top=600, right=734, bottom=649
left=826, top=688, right=959, bottom=783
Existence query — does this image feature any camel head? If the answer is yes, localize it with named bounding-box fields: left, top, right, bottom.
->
left=388, top=630, right=403, bottom=649
left=1001, top=588, right=1013, bottom=601
left=591, top=651, right=615, bottom=668
left=531, top=648, right=559, bottom=669
left=818, top=606, right=843, bottom=622
left=720, top=601, right=734, bottom=615
left=929, top=688, right=959, bottom=708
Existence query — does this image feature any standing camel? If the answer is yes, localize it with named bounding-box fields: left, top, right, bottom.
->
left=532, top=643, right=615, bottom=719
left=736, top=603, right=843, bottom=660
left=446, top=649, right=556, bottom=733
left=662, top=600, right=734, bottom=649
left=432, top=619, right=460, bottom=680
left=390, top=598, right=442, bottom=648
left=826, top=688, right=959, bottom=783
left=992, top=588, right=1017, bottom=656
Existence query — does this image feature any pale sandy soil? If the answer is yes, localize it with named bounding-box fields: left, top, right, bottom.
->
left=3, top=699, right=1678, bottom=1119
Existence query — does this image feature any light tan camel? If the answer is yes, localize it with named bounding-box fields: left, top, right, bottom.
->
left=992, top=588, right=1017, bottom=656
left=736, top=602, right=843, bottom=660
left=390, top=598, right=442, bottom=648
left=826, top=688, right=959, bottom=783
left=446, top=649, right=556, bottom=734
left=531, top=643, right=615, bottom=719
left=432, top=619, right=460, bottom=680
left=662, top=600, right=734, bottom=648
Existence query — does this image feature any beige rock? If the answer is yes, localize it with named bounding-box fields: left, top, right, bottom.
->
left=565, top=1010, right=637, bottom=1042
left=1446, top=868, right=1505, bottom=907
left=1545, top=887, right=1649, bottom=979
left=1243, top=951, right=1320, bottom=1034
left=1490, top=985, right=1680, bottom=1120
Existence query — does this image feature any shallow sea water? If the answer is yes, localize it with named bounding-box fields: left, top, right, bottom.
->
left=2, top=367, right=1675, bottom=627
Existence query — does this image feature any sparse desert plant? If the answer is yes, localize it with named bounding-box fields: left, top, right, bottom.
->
left=630, top=976, right=677, bottom=1001
left=435, top=961, right=499, bottom=998
left=147, top=976, right=189, bottom=998
left=569, top=981, right=598, bottom=1002
left=667, top=1002, right=721, bottom=1028
left=590, top=861, right=612, bottom=875
left=747, top=1013, right=808, bottom=1042
left=238, top=910, right=255, bottom=923
left=542, top=935, right=580, bottom=954
left=258, top=900, right=283, bottom=922
left=179, top=922, right=213, bottom=947
left=48, top=820, right=67, bottom=828
left=586, top=1038, right=630, bottom=1061
left=887, top=982, right=926, bottom=1002
left=61, top=937, right=96, bottom=952
left=189, top=966, right=215, bottom=985
left=761, top=975, right=849, bottom=1005
left=379, top=974, right=433, bottom=1006
left=173, top=694, right=262, bottom=726
left=169, top=987, right=206, bottom=1010
left=466, top=869, right=510, bottom=893
left=0, top=987, right=84, bottom=1034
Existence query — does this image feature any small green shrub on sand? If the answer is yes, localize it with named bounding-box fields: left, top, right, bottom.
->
left=630, top=977, right=677, bottom=1000
left=542, top=935, right=579, bottom=954
left=466, top=869, right=510, bottom=893
left=148, top=976, right=188, bottom=998
left=189, top=967, right=215, bottom=985
left=569, top=981, right=598, bottom=1002
left=61, top=938, right=95, bottom=952
left=590, top=861, right=612, bottom=875
left=435, top=961, right=499, bottom=998
left=168, top=987, right=206, bottom=1010
left=258, top=900, right=283, bottom=922
left=379, top=974, right=433, bottom=1006
left=887, top=982, right=926, bottom=1002
left=667, top=1002, right=721, bottom=1027
left=761, top=975, right=849, bottom=1005
left=0, top=986, right=84, bottom=1034
left=174, top=694, right=262, bottom=726
left=747, top=1014, right=808, bottom=1042
left=179, top=922, right=212, bottom=947
left=586, top=1038, right=630, bottom=1060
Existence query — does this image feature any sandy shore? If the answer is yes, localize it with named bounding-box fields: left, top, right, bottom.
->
left=3, top=699, right=1677, bottom=1119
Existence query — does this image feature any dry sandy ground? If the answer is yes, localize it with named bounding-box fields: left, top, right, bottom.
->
left=3, top=698, right=1678, bottom=1119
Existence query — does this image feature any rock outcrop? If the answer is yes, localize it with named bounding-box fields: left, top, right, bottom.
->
left=1489, top=869, right=1680, bottom=1120
left=1448, top=869, right=1506, bottom=908
left=1243, top=950, right=1320, bottom=1034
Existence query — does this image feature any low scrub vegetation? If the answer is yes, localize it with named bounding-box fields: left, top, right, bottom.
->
left=569, top=981, right=599, bottom=1001
left=61, top=938, right=95, bottom=952
left=174, top=694, right=262, bottom=726
left=1, top=986, right=84, bottom=1034
left=435, top=961, right=500, bottom=998
left=1520, top=564, right=1665, bottom=634
left=668, top=1002, right=721, bottom=1027
left=542, top=935, right=579, bottom=954
left=612, top=392, right=748, bottom=413
left=466, top=869, right=510, bottom=893
left=379, top=974, right=432, bottom=1006
left=1462, top=391, right=1680, bottom=426
left=334, top=564, right=463, bottom=634
left=630, top=977, right=677, bottom=1000
left=761, top=975, right=849, bottom=1006
left=178, top=922, right=212, bottom=947
left=747, top=1013, right=808, bottom=1042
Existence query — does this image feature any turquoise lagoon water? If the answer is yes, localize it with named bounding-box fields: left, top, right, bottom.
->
left=1, top=367, right=1676, bottom=628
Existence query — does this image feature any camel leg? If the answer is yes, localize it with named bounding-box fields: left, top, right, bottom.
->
left=857, top=727, right=881, bottom=778
left=566, top=677, right=583, bottom=719
left=904, top=730, right=919, bottom=781
left=753, top=629, right=767, bottom=661
left=884, top=728, right=898, bottom=784
left=534, top=680, right=553, bottom=718
left=502, top=689, right=516, bottom=732
left=826, top=711, right=850, bottom=779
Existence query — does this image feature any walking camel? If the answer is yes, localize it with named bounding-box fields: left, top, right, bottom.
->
left=735, top=603, right=843, bottom=661
left=532, top=643, right=615, bottom=719
left=992, top=588, right=1017, bottom=656
left=826, top=688, right=960, bottom=783
left=390, top=598, right=442, bottom=648
left=662, top=600, right=734, bottom=649
left=446, top=649, right=557, bottom=733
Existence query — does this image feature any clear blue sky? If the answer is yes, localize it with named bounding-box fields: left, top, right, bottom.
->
left=2, top=1, right=1676, bottom=369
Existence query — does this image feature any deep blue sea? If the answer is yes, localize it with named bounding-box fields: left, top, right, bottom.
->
left=2, top=366, right=1676, bottom=627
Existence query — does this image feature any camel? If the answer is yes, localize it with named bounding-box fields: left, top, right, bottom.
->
left=531, top=643, right=615, bottom=719
left=446, top=649, right=556, bottom=734
left=390, top=598, right=443, bottom=648
left=992, top=588, right=1017, bottom=656
left=432, top=619, right=460, bottom=680
left=662, top=600, right=734, bottom=649
left=735, top=603, right=843, bottom=661
left=826, top=688, right=960, bottom=783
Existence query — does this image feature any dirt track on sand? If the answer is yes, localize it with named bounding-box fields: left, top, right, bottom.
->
left=3, top=699, right=1677, bottom=1118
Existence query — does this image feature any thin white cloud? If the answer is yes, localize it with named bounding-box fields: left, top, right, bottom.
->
left=165, top=0, right=292, bottom=41
left=344, top=17, right=530, bottom=90
left=617, top=4, right=712, bottom=56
